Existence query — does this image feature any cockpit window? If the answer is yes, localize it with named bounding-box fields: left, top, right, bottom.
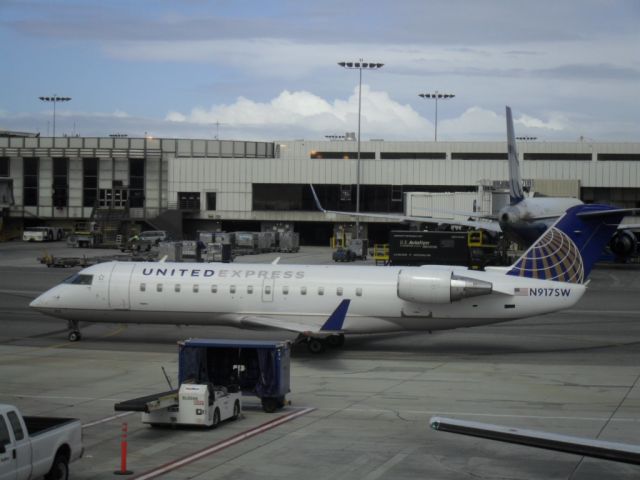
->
left=63, top=274, right=93, bottom=285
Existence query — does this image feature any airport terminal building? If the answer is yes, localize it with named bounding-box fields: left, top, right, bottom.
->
left=1, top=134, right=639, bottom=243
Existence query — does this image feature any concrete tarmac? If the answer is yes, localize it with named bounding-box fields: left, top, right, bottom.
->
left=1, top=240, right=639, bottom=479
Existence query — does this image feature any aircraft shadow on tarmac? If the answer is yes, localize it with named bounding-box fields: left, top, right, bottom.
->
left=30, top=323, right=640, bottom=363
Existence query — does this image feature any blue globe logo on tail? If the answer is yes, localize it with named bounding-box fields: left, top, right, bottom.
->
left=506, top=204, right=629, bottom=284
left=507, top=226, right=584, bottom=283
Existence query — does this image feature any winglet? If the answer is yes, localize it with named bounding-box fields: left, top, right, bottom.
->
left=506, top=106, right=524, bottom=204
left=309, top=184, right=327, bottom=213
left=320, top=299, right=350, bottom=331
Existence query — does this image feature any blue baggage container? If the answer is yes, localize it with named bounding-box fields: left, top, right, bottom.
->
left=178, top=339, right=291, bottom=412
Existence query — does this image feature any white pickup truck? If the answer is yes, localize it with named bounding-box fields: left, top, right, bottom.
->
left=0, top=404, right=83, bottom=480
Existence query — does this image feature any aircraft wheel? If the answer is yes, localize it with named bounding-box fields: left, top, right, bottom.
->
left=307, top=338, right=326, bottom=354
left=326, top=334, right=345, bottom=348
left=68, top=331, right=81, bottom=342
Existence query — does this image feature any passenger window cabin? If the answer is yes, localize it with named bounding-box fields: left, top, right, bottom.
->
left=175, top=284, right=181, bottom=292
left=157, top=284, right=163, bottom=292
left=211, top=285, right=217, bottom=293
left=140, top=283, right=146, bottom=292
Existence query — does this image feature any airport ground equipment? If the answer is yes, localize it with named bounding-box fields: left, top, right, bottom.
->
left=388, top=230, right=470, bottom=266
left=332, top=247, right=355, bottom=262
left=348, top=238, right=368, bottom=260
left=430, top=416, right=640, bottom=466
left=0, top=404, right=83, bottom=480
left=235, top=232, right=260, bottom=255
left=37, top=252, right=156, bottom=269
left=115, top=384, right=241, bottom=428
left=372, top=243, right=390, bottom=265
left=22, top=226, right=64, bottom=242
left=205, top=242, right=234, bottom=262
left=278, top=231, right=300, bottom=253
left=178, top=339, right=291, bottom=413
left=66, top=221, right=102, bottom=248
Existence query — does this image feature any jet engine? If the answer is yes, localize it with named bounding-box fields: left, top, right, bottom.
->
left=397, top=270, right=493, bottom=304
left=609, top=230, right=638, bottom=259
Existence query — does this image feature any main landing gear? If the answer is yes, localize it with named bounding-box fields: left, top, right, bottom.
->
left=303, top=334, right=345, bottom=354
left=67, top=320, right=82, bottom=342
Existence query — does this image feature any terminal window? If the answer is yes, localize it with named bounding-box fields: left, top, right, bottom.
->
left=53, top=157, right=68, bottom=208
left=83, top=158, right=98, bottom=207
left=178, top=192, right=201, bottom=210
left=206, top=192, right=216, bottom=210
left=23, top=157, right=39, bottom=206
left=0, top=157, right=8, bottom=177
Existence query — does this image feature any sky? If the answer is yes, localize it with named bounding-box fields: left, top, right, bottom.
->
left=1, top=0, right=639, bottom=142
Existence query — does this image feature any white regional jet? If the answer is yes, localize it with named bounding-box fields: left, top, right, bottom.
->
left=30, top=204, right=630, bottom=353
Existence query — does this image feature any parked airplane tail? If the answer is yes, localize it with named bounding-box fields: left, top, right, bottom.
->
left=506, top=204, right=629, bottom=284
left=506, top=106, right=525, bottom=204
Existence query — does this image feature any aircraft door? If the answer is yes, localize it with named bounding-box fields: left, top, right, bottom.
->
left=109, top=263, right=135, bottom=309
left=262, top=279, right=274, bottom=302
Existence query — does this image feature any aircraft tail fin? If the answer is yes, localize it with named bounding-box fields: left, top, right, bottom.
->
left=506, top=106, right=524, bottom=204
left=506, top=204, right=630, bottom=284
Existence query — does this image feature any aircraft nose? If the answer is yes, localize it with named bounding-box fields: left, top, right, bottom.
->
left=29, top=293, right=47, bottom=309
left=30, top=289, right=59, bottom=310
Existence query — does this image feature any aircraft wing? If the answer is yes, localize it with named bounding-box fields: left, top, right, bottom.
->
left=224, top=299, right=350, bottom=335
left=618, top=223, right=640, bottom=230
left=310, top=185, right=502, bottom=233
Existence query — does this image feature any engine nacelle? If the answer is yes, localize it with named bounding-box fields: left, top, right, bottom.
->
left=609, top=230, right=637, bottom=257
left=397, top=270, right=493, bottom=304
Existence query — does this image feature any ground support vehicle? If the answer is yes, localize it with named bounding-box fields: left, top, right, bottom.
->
left=332, top=247, right=356, bottom=262
left=388, top=230, right=470, bottom=266
left=178, top=339, right=291, bottom=413
left=115, top=384, right=241, bottom=428
left=22, top=226, right=63, bottom=242
left=67, top=222, right=101, bottom=248
left=0, top=404, right=83, bottom=480
left=138, top=230, right=168, bottom=245
left=38, top=254, right=97, bottom=268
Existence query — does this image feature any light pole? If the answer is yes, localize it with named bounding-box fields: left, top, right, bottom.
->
left=418, top=91, right=454, bottom=141
left=338, top=59, right=384, bottom=239
left=39, top=95, right=71, bottom=137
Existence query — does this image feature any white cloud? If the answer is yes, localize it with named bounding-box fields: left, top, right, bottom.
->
left=166, top=86, right=431, bottom=140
